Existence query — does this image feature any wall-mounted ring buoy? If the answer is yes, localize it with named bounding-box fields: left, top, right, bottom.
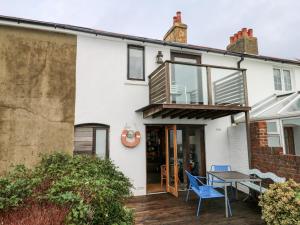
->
left=121, top=129, right=141, bottom=148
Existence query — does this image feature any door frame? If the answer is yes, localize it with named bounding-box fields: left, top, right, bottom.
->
left=165, top=124, right=179, bottom=197
left=145, top=124, right=206, bottom=195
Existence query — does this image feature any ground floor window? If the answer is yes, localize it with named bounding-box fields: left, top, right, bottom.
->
left=266, top=118, right=300, bottom=156
left=74, top=123, right=109, bottom=158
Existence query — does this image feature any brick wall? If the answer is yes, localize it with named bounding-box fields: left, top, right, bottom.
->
left=251, top=121, right=300, bottom=182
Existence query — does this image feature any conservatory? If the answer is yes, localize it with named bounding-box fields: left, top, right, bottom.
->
left=235, top=92, right=300, bottom=156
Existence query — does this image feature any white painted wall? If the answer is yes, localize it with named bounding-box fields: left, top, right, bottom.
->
left=75, top=35, right=236, bottom=195
left=75, top=34, right=300, bottom=196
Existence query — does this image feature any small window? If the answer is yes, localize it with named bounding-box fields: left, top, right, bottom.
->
left=266, top=121, right=281, bottom=147
left=128, top=45, right=145, bottom=81
left=74, top=124, right=109, bottom=158
left=273, top=68, right=292, bottom=92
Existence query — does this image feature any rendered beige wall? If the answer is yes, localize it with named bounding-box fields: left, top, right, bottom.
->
left=0, top=25, right=76, bottom=173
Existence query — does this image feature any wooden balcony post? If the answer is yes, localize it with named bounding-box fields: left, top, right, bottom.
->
left=165, top=62, right=171, bottom=104
left=206, top=67, right=212, bottom=105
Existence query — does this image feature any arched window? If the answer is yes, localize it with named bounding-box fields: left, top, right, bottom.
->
left=74, top=123, right=109, bottom=159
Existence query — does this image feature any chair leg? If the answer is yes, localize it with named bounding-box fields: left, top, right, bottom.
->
left=186, top=185, right=190, bottom=202
left=197, top=198, right=202, bottom=217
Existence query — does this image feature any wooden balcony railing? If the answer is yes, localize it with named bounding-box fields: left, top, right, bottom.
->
left=148, top=61, right=248, bottom=107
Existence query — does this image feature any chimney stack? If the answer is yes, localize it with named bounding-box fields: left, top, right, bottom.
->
left=226, top=28, right=258, bottom=55
left=164, top=11, right=187, bottom=44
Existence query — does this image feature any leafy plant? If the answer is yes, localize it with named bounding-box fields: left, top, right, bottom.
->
left=259, top=179, right=300, bottom=225
left=0, top=153, right=134, bottom=225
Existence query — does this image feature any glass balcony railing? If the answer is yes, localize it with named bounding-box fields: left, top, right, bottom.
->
left=148, top=61, right=248, bottom=107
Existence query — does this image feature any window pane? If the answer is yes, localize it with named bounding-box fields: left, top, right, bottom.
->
left=273, top=69, right=282, bottom=91
left=267, top=135, right=281, bottom=147
left=128, top=47, right=144, bottom=80
left=284, top=97, right=300, bottom=113
left=95, top=129, right=107, bottom=158
left=283, top=70, right=292, bottom=91
left=267, top=121, right=278, bottom=133
left=74, top=127, right=93, bottom=153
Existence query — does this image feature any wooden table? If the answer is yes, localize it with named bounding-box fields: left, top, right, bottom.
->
left=207, top=171, right=262, bottom=218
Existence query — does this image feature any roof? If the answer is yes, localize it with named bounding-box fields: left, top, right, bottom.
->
left=0, top=14, right=300, bottom=66
left=235, top=92, right=300, bottom=122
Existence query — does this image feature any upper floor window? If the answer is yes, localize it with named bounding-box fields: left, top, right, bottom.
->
left=273, top=68, right=292, bottom=92
left=128, top=45, right=145, bottom=81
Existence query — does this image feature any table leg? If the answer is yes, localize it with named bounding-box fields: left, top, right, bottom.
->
left=225, top=183, right=228, bottom=218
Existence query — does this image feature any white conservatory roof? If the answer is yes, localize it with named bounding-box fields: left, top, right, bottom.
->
left=235, top=92, right=300, bottom=122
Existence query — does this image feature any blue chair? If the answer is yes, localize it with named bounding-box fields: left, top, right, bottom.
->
left=209, top=165, right=234, bottom=198
left=185, top=170, right=232, bottom=217
left=209, top=165, right=231, bottom=186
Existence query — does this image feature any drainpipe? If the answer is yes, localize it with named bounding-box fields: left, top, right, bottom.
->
left=237, top=55, right=244, bottom=69
left=231, top=55, right=245, bottom=124
left=237, top=55, right=252, bottom=168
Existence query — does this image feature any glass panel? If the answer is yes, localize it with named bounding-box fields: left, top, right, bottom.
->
left=74, top=127, right=93, bottom=153
left=262, top=94, right=296, bottom=117
left=266, top=121, right=278, bottom=133
left=188, top=128, right=201, bottom=176
left=168, top=129, right=176, bottom=187
left=176, top=129, right=184, bottom=189
left=283, top=70, right=292, bottom=91
left=95, top=129, right=107, bottom=158
left=267, top=135, right=281, bottom=147
left=285, top=97, right=300, bottom=113
left=273, top=69, right=282, bottom=91
left=170, top=64, right=203, bottom=104
left=128, top=47, right=144, bottom=80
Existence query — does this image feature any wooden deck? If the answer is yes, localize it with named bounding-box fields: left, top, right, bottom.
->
left=126, top=192, right=265, bottom=225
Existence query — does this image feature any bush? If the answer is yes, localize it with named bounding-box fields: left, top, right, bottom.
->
left=0, top=153, right=134, bottom=225
left=259, top=179, right=300, bottom=225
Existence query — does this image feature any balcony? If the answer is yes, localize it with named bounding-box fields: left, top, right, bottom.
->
left=137, top=61, right=250, bottom=120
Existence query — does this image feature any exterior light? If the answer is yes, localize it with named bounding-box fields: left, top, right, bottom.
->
left=156, top=51, right=164, bottom=64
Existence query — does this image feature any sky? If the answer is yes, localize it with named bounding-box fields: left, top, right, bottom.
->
left=1, top=0, right=299, bottom=60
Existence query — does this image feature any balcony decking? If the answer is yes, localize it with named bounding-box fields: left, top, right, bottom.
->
left=126, top=192, right=265, bottom=225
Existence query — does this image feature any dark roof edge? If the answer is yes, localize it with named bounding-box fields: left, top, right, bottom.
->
left=1, top=15, right=300, bottom=66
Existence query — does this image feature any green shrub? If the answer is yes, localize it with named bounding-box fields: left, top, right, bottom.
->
left=259, top=179, right=300, bottom=225
left=0, top=153, right=134, bottom=225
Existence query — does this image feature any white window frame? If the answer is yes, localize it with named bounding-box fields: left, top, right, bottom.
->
left=266, top=120, right=283, bottom=148
left=273, top=67, right=293, bottom=93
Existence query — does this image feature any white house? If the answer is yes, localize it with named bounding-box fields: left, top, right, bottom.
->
left=1, top=12, right=300, bottom=196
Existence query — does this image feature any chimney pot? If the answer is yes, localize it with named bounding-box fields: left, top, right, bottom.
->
left=173, top=16, right=177, bottom=24
left=248, top=29, right=253, bottom=37
left=176, top=11, right=182, bottom=23
left=237, top=31, right=242, bottom=39
left=242, top=28, right=248, bottom=37
left=233, top=33, right=238, bottom=42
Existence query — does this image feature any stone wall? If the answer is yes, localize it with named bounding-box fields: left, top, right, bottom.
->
left=251, top=121, right=300, bottom=182
left=0, top=25, right=76, bottom=173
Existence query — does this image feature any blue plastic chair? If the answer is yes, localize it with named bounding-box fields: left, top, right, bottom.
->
left=209, top=165, right=232, bottom=186
left=185, top=170, right=232, bottom=217
left=209, top=165, right=234, bottom=197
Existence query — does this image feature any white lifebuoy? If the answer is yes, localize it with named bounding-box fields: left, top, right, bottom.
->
left=121, top=129, right=141, bottom=148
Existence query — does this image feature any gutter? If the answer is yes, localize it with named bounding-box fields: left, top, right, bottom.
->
left=1, top=15, right=300, bottom=66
